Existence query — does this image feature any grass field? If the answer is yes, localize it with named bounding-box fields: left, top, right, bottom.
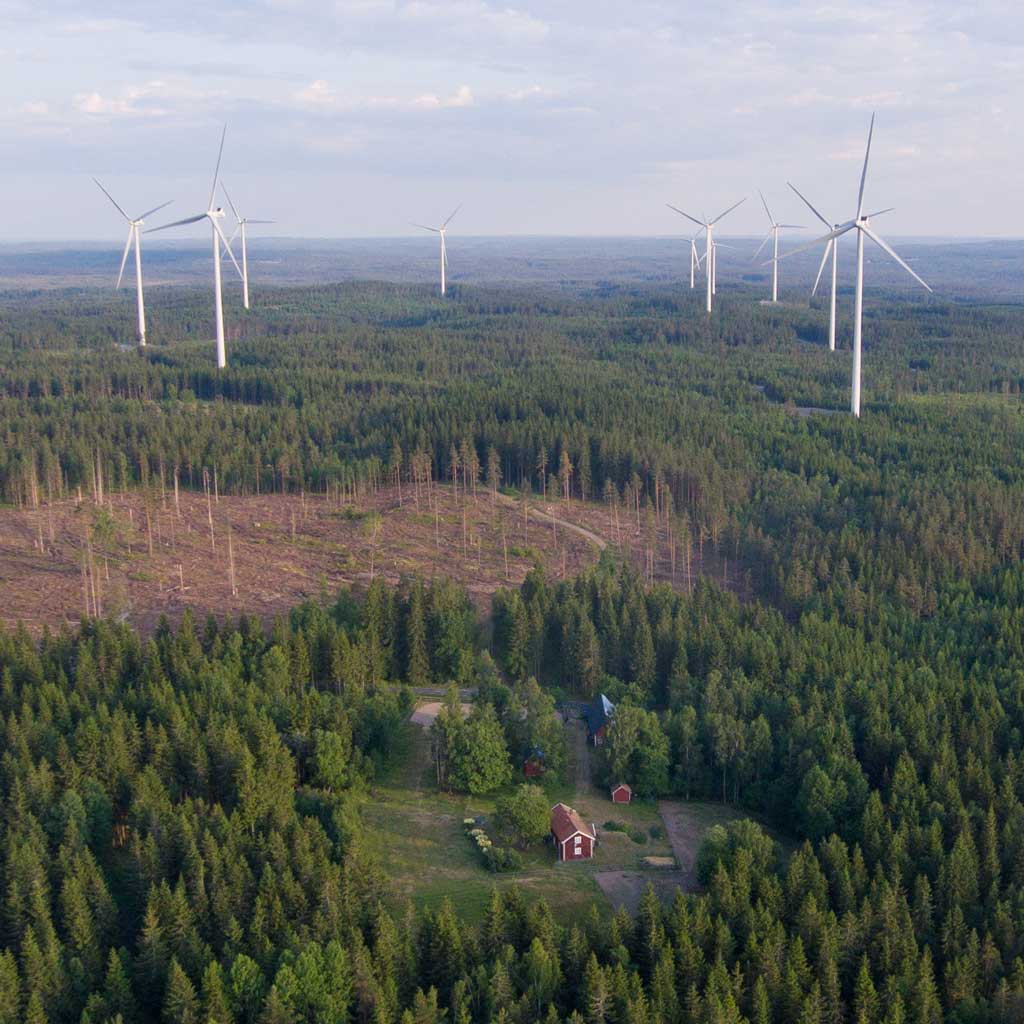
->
left=359, top=712, right=781, bottom=924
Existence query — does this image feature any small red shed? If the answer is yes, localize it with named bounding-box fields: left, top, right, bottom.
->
left=551, top=803, right=596, bottom=861
left=611, top=783, right=632, bottom=804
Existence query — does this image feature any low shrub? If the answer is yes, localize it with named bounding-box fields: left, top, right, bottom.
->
left=484, top=846, right=523, bottom=873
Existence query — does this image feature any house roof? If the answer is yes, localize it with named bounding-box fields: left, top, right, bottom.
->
left=586, top=694, right=615, bottom=732
left=611, top=782, right=632, bottom=795
left=550, top=802, right=596, bottom=843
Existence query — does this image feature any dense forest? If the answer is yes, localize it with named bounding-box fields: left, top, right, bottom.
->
left=3, top=279, right=1024, bottom=1021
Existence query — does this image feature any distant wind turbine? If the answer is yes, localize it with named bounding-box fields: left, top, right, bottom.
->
left=221, top=183, right=274, bottom=310
left=146, top=126, right=243, bottom=369
left=665, top=208, right=703, bottom=289
left=780, top=114, right=930, bottom=417
left=93, top=180, right=172, bottom=347
left=686, top=232, right=702, bottom=289
left=666, top=199, right=746, bottom=312
left=415, top=205, right=461, bottom=295
left=787, top=183, right=840, bottom=352
left=752, top=191, right=803, bottom=303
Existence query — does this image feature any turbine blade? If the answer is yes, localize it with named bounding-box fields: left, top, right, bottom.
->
left=856, top=112, right=875, bottom=219
left=776, top=222, right=855, bottom=262
left=116, top=229, right=133, bottom=289
left=214, top=220, right=244, bottom=279
left=666, top=204, right=705, bottom=228
left=220, top=182, right=241, bottom=222
left=811, top=240, right=832, bottom=297
left=145, top=213, right=207, bottom=234
left=442, top=203, right=462, bottom=228
left=861, top=225, right=932, bottom=292
left=93, top=179, right=130, bottom=222
left=866, top=207, right=894, bottom=219
left=778, top=224, right=805, bottom=229
left=709, top=197, right=746, bottom=225
left=752, top=231, right=773, bottom=261
left=759, top=190, right=773, bottom=224
left=245, top=219, right=275, bottom=224
left=413, top=222, right=440, bottom=233
left=137, top=199, right=173, bottom=221
left=787, top=182, right=831, bottom=229
left=208, top=124, right=227, bottom=212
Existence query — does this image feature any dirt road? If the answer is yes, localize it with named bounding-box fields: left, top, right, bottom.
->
left=570, top=719, right=594, bottom=795
left=495, top=493, right=608, bottom=551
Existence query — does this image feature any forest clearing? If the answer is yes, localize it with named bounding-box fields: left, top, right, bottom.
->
left=362, top=711, right=764, bottom=922
left=0, top=482, right=740, bottom=634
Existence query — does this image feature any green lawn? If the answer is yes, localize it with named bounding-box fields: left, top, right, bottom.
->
left=361, top=717, right=791, bottom=925
left=361, top=721, right=676, bottom=924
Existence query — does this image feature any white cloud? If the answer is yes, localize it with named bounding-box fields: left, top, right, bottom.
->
left=412, top=84, right=474, bottom=109
left=294, top=79, right=474, bottom=112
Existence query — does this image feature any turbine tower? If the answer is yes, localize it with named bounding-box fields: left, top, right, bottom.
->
left=781, top=114, right=931, bottom=417
left=221, top=183, right=273, bottom=310
left=93, top=181, right=171, bottom=347
left=666, top=199, right=745, bottom=312
left=147, top=126, right=242, bottom=369
left=753, top=191, right=803, bottom=303
left=415, top=205, right=461, bottom=295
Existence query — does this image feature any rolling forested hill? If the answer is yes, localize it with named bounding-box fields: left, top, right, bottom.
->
left=2, top=273, right=1024, bottom=1023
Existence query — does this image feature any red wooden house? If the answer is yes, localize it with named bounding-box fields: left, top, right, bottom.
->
left=550, top=803, right=596, bottom=861
left=611, top=782, right=632, bottom=804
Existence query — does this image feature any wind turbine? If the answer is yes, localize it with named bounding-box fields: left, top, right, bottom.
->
left=415, top=205, right=461, bottom=295
left=146, top=126, right=242, bottom=369
left=221, top=183, right=273, bottom=310
left=666, top=208, right=703, bottom=289
left=688, top=233, right=703, bottom=288
left=666, top=199, right=745, bottom=312
left=780, top=114, right=930, bottom=417
left=753, top=191, right=803, bottom=303
left=93, top=181, right=172, bottom=347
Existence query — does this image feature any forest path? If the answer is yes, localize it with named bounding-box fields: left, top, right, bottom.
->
left=495, top=493, right=608, bottom=552
left=570, top=719, right=594, bottom=796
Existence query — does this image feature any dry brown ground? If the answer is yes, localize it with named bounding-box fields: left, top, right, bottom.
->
left=0, top=485, right=741, bottom=635
left=410, top=702, right=471, bottom=728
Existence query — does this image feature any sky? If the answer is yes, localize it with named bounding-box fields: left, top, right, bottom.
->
left=2, top=0, right=1022, bottom=241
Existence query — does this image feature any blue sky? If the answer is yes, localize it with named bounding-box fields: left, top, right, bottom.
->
left=2, top=0, right=1021, bottom=240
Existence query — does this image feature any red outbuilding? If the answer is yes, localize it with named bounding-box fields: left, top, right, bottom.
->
left=550, top=803, right=596, bottom=861
left=611, top=782, right=632, bottom=804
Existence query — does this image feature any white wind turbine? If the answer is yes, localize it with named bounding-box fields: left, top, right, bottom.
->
left=93, top=181, right=172, bottom=347
left=688, top=233, right=703, bottom=288
left=146, top=126, right=242, bottom=369
left=787, top=182, right=895, bottom=354
left=752, top=191, right=803, bottom=303
left=666, top=208, right=704, bottom=289
left=415, top=205, right=461, bottom=295
left=787, top=183, right=841, bottom=352
left=780, top=114, right=931, bottom=417
left=221, top=183, right=274, bottom=310
left=666, top=199, right=746, bottom=312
